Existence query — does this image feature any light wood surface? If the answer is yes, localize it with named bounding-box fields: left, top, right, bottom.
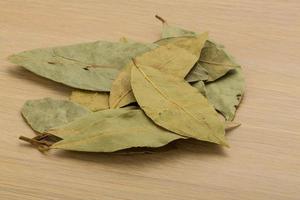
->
left=1, top=1, right=300, bottom=199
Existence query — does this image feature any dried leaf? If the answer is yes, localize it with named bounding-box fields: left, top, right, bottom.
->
left=199, top=40, right=237, bottom=82
left=131, top=64, right=227, bottom=146
left=70, top=90, right=109, bottom=111
left=155, top=34, right=208, bottom=56
left=108, top=65, right=134, bottom=108
left=109, top=33, right=208, bottom=108
left=48, top=109, right=184, bottom=152
left=206, top=67, right=245, bottom=121
left=185, top=62, right=209, bottom=82
left=21, top=98, right=91, bottom=133
left=156, top=16, right=245, bottom=120
left=191, top=81, right=206, bottom=96
left=9, top=40, right=157, bottom=91
left=155, top=16, right=236, bottom=82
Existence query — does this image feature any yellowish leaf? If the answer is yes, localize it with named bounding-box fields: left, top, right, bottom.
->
left=70, top=90, right=109, bottom=112
left=49, top=109, right=184, bottom=152
left=131, top=63, right=227, bottom=146
left=109, top=33, right=208, bottom=108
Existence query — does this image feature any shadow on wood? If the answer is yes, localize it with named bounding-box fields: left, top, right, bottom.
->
left=7, top=65, right=72, bottom=95
left=47, top=139, right=228, bottom=167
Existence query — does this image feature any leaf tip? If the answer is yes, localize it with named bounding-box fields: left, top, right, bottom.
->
left=221, top=140, right=230, bottom=148
left=7, top=54, right=17, bottom=63
left=225, top=121, right=241, bottom=130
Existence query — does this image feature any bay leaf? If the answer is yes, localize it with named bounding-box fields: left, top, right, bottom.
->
left=155, top=34, right=208, bottom=56
left=70, top=90, right=109, bottom=112
left=157, top=39, right=235, bottom=82
left=21, top=98, right=91, bottom=133
left=199, top=40, right=237, bottom=82
left=9, top=40, right=157, bottom=91
left=186, top=63, right=209, bottom=82
left=156, top=16, right=245, bottom=120
left=108, top=65, right=134, bottom=108
left=155, top=16, right=236, bottom=82
left=191, top=81, right=206, bottom=96
left=131, top=63, right=227, bottom=146
left=206, top=67, right=245, bottom=121
left=48, top=109, right=184, bottom=152
left=109, top=33, right=208, bottom=108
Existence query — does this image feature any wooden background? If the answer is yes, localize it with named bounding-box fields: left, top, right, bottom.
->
left=1, top=0, right=299, bottom=199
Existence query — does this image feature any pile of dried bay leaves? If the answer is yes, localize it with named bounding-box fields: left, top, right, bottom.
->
left=10, top=16, right=245, bottom=153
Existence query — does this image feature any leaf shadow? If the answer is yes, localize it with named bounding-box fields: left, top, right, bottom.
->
left=51, top=139, right=228, bottom=167
left=7, top=65, right=72, bottom=95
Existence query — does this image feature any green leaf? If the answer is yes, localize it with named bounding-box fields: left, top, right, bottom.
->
left=199, top=41, right=236, bottom=82
left=70, top=90, right=109, bottom=112
left=9, top=40, right=157, bottom=91
left=131, top=63, right=227, bottom=146
left=49, top=109, right=183, bottom=152
left=21, top=98, right=91, bottom=133
left=206, top=67, right=245, bottom=121
left=109, top=33, right=208, bottom=108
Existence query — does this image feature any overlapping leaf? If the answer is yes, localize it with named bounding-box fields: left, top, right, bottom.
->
left=49, top=109, right=184, bottom=152
left=21, top=98, right=91, bottom=133
left=9, top=40, right=157, bottom=91
left=191, top=81, right=206, bottom=96
left=17, top=16, right=245, bottom=153
left=156, top=16, right=236, bottom=82
left=109, top=33, right=208, bottom=108
left=70, top=90, right=109, bottom=111
left=156, top=16, right=245, bottom=120
left=185, top=63, right=209, bottom=82
left=131, top=63, right=227, bottom=145
left=206, top=67, right=245, bottom=120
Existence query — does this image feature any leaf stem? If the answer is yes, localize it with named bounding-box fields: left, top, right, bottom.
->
left=19, top=135, right=51, bottom=152
left=155, top=15, right=167, bottom=24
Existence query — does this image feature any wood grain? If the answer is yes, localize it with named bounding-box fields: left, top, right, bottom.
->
left=0, top=0, right=300, bottom=199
